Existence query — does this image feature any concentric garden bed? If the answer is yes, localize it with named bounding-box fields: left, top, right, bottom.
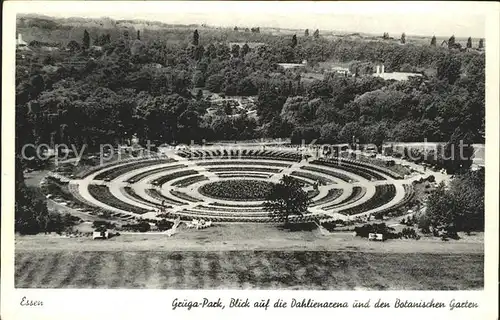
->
left=199, top=179, right=274, bottom=201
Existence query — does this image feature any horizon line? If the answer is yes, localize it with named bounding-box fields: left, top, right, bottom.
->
left=16, top=9, right=485, bottom=39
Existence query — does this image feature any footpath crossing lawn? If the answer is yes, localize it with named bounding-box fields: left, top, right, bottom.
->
left=15, top=250, right=483, bottom=290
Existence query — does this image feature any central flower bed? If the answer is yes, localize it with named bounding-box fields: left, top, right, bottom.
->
left=199, top=179, right=274, bottom=201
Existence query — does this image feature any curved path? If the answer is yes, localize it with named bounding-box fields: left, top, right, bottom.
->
left=67, top=147, right=443, bottom=223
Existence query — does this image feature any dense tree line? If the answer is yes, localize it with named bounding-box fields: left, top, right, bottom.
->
left=16, top=24, right=485, bottom=153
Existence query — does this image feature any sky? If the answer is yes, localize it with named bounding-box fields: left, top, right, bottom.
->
left=15, top=1, right=487, bottom=38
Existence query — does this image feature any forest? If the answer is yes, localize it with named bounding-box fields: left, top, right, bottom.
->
left=16, top=16, right=485, bottom=154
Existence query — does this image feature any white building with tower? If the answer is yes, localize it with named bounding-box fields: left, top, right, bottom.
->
left=373, top=64, right=422, bottom=81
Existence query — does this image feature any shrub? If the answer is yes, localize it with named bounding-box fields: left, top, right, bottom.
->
left=354, top=223, right=399, bottom=239
left=373, top=211, right=384, bottom=220
left=417, top=214, right=431, bottom=233
left=400, top=227, right=420, bottom=240
left=434, top=225, right=460, bottom=240
left=156, top=219, right=174, bottom=231
left=321, top=221, right=336, bottom=232
left=385, top=160, right=396, bottom=166
left=122, top=221, right=151, bottom=232
left=427, top=175, right=436, bottom=183
left=92, top=220, right=116, bottom=231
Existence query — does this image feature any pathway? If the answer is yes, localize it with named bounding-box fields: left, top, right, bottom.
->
left=67, top=147, right=449, bottom=222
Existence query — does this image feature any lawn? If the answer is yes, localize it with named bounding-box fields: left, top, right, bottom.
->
left=14, top=250, right=483, bottom=290
left=14, top=223, right=484, bottom=290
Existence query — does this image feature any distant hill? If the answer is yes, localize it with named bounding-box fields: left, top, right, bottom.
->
left=16, top=14, right=483, bottom=48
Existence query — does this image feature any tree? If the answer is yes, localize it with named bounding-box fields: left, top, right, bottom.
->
left=237, top=77, right=257, bottom=96
left=443, top=128, right=474, bottom=174
left=256, top=89, right=287, bottom=123
left=437, top=54, right=462, bottom=84
left=448, top=35, right=455, bottom=49
left=290, top=126, right=320, bottom=144
left=304, top=29, right=309, bottom=37
left=280, top=96, right=311, bottom=125
left=383, top=32, right=390, bottom=39
left=291, top=34, right=297, bottom=48
left=313, top=29, right=320, bottom=39
left=137, top=30, right=141, bottom=40
left=319, top=122, right=341, bottom=144
left=67, top=40, right=80, bottom=52
left=240, top=43, right=250, bottom=56
left=14, top=155, right=55, bottom=235
left=264, top=116, right=293, bottom=138
left=234, top=26, right=238, bottom=31
left=448, top=169, right=484, bottom=233
left=425, top=168, right=484, bottom=234
left=193, top=29, right=199, bottom=46
left=365, top=123, right=387, bottom=152
left=206, top=74, right=224, bottom=93
left=465, top=37, right=472, bottom=48
left=196, top=89, right=203, bottom=100
left=478, top=38, right=484, bottom=49
left=231, top=44, right=240, bottom=57
left=264, top=175, right=310, bottom=225
left=340, top=122, right=363, bottom=145
left=425, top=183, right=455, bottom=230
left=430, top=35, right=436, bottom=46
left=83, top=29, right=90, bottom=49
left=192, top=70, right=205, bottom=87
left=400, top=32, right=406, bottom=44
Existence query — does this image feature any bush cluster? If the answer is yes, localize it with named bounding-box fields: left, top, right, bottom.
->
left=354, top=223, right=420, bottom=240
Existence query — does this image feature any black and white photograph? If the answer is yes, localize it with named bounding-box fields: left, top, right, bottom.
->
left=2, top=1, right=499, bottom=318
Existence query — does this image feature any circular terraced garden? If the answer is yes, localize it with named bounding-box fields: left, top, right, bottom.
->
left=54, top=146, right=427, bottom=224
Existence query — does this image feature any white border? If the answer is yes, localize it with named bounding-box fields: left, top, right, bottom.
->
left=2, top=2, right=499, bottom=320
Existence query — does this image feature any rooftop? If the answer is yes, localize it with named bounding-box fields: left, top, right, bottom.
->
left=374, top=72, right=422, bottom=81
left=277, top=61, right=307, bottom=69
left=373, top=64, right=422, bottom=81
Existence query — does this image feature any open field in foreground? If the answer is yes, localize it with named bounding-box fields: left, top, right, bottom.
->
left=15, top=224, right=483, bottom=290
left=16, top=223, right=484, bottom=253
left=15, top=250, right=483, bottom=290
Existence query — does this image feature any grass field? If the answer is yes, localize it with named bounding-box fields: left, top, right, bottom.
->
left=14, top=250, right=483, bottom=290
left=15, top=224, right=484, bottom=290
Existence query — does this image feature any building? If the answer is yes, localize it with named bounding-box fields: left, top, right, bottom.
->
left=16, top=33, right=28, bottom=47
left=41, top=46, right=59, bottom=52
left=329, top=66, right=352, bottom=77
left=277, top=60, right=307, bottom=70
left=16, top=33, right=31, bottom=51
left=373, top=64, right=422, bottom=81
